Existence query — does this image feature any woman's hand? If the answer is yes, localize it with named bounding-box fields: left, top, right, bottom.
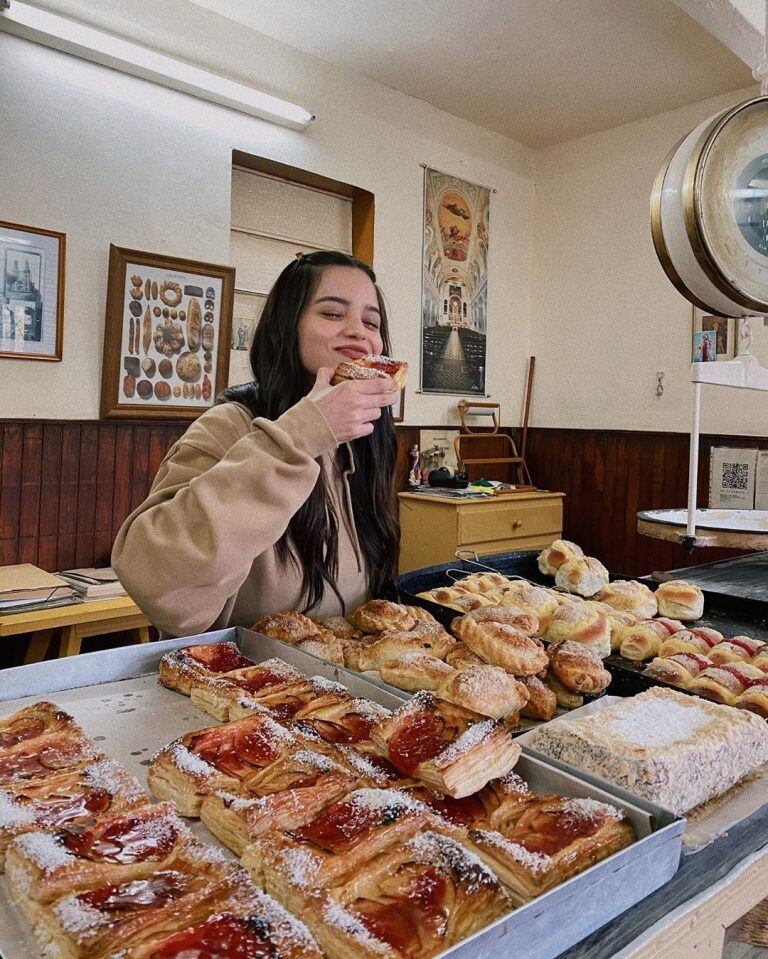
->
left=308, top=367, right=397, bottom=443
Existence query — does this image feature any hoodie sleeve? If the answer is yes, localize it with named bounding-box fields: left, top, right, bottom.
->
left=111, top=398, right=338, bottom=637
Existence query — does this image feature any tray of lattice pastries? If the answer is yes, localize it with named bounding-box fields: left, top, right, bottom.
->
left=394, top=544, right=768, bottom=719
left=0, top=628, right=683, bottom=959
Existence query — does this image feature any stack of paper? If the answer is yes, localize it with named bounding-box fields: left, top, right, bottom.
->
left=58, top=567, right=127, bottom=600
left=0, top=565, right=79, bottom=614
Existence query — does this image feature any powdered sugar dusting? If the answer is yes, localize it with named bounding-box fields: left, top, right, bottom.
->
left=439, top=720, right=495, bottom=764
left=348, top=788, right=426, bottom=814
left=322, top=899, right=390, bottom=955
left=605, top=698, right=715, bottom=748
left=408, top=831, right=499, bottom=890
left=472, top=829, right=552, bottom=875
left=348, top=699, right=390, bottom=721
left=310, top=676, right=348, bottom=695
left=292, top=750, right=338, bottom=772
left=84, top=760, right=143, bottom=799
left=54, top=895, right=104, bottom=933
left=336, top=748, right=394, bottom=785
left=280, top=846, right=320, bottom=889
left=251, top=887, right=320, bottom=950
left=560, top=797, right=623, bottom=823
left=165, top=742, right=216, bottom=778
left=0, top=793, right=35, bottom=828
left=12, top=831, right=73, bottom=869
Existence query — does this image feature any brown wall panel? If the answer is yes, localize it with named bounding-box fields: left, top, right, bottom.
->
left=2, top=419, right=768, bottom=578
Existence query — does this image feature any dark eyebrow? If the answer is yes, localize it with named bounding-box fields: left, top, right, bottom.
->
left=315, top=295, right=381, bottom=316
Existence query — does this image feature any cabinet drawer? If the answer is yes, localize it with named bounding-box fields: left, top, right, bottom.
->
left=457, top=500, right=562, bottom=547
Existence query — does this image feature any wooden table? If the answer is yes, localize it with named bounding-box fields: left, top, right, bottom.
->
left=398, top=489, right=564, bottom=573
left=0, top=596, right=151, bottom=663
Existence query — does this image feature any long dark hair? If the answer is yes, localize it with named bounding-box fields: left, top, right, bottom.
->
left=219, top=251, right=399, bottom=612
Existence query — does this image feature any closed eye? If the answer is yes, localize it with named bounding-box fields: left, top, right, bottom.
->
left=322, top=312, right=343, bottom=319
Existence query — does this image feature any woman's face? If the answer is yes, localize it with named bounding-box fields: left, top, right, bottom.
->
left=298, top=265, right=384, bottom=376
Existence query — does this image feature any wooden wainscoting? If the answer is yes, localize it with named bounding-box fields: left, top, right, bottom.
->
left=2, top=418, right=767, bottom=578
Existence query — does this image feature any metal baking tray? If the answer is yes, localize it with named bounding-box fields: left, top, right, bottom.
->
left=0, top=629, right=683, bottom=959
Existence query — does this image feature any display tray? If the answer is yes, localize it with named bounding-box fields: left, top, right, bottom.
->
left=0, top=628, right=683, bottom=959
left=396, top=550, right=768, bottom=702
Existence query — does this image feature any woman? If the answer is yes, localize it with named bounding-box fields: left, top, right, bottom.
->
left=112, top=251, right=399, bottom=637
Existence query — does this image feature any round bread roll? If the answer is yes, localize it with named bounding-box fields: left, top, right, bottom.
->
left=654, top=580, right=704, bottom=620
left=554, top=556, right=610, bottom=598
left=543, top=603, right=611, bottom=658
left=537, top=540, right=584, bottom=576
left=435, top=664, right=529, bottom=719
left=547, top=639, right=611, bottom=695
left=594, top=580, right=658, bottom=619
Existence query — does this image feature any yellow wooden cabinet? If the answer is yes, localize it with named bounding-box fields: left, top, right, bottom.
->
left=397, top=490, right=565, bottom=573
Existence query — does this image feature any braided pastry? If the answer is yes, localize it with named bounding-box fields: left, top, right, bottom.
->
left=547, top=639, right=611, bottom=695
left=452, top=615, right=548, bottom=676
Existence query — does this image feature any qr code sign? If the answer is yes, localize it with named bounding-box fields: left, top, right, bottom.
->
left=722, top=462, right=749, bottom=490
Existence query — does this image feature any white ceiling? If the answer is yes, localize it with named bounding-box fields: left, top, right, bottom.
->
left=189, top=0, right=754, bottom=147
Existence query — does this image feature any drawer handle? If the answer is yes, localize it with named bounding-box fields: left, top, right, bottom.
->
left=511, top=520, right=523, bottom=530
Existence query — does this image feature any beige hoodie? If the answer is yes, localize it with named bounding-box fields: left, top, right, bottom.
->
left=111, top=397, right=369, bottom=637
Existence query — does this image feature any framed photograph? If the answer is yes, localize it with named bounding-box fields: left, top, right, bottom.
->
left=0, top=220, right=65, bottom=361
left=692, top=307, right=734, bottom=361
left=693, top=330, right=717, bottom=363
left=101, top=245, right=235, bottom=420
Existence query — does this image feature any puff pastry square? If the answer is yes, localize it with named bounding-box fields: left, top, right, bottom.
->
left=306, top=830, right=512, bottom=959
left=289, top=691, right=390, bottom=751
left=0, top=718, right=100, bottom=789
left=147, top=713, right=300, bottom=816
left=33, top=853, right=245, bottom=959
left=158, top=641, right=255, bottom=696
left=226, top=675, right=348, bottom=723
left=372, top=692, right=521, bottom=798
left=6, top=802, right=190, bottom=925
left=242, top=788, right=434, bottom=915
left=123, top=885, right=323, bottom=959
left=189, top=658, right=304, bottom=720
left=200, top=748, right=357, bottom=855
left=0, top=759, right=147, bottom=869
left=468, top=794, right=635, bottom=903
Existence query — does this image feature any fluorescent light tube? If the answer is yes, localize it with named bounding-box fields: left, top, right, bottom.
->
left=0, top=1, right=314, bottom=130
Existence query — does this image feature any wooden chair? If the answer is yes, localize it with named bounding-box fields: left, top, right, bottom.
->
left=453, top=401, right=534, bottom=488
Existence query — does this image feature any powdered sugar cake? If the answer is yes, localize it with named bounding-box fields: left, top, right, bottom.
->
left=528, top=687, right=768, bottom=815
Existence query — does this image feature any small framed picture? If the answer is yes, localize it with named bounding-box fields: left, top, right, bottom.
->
left=693, top=330, right=717, bottom=363
left=692, top=307, right=734, bottom=361
left=392, top=388, right=405, bottom=424
left=101, top=245, right=235, bottom=420
left=0, top=220, right=65, bottom=361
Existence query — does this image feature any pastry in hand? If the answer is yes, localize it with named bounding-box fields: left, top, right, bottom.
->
left=543, top=604, right=611, bottom=658
left=452, top=615, right=548, bottom=676
left=547, top=639, right=611, bottom=696
left=200, top=750, right=356, bottom=855
left=554, top=556, right=610, bottom=598
left=332, top=354, right=408, bottom=390
left=618, top=618, right=685, bottom=661
left=435, top=665, right=530, bottom=720
left=371, top=691, right=521, bottom=797
left=468, top=794, right=634, bottom=904
left=304, top=831, right=511, bottom=959
left=594, top=581, right=658, bottom=619
left=537, top=540, right=584, bottom=576
left=654, top=580, right=704, bottom=620
left=159, top=642, right=255, bottom=696
left=656, top=626, right=722, bottom=658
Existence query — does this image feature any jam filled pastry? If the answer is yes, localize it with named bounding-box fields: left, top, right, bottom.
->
left=123, top=885, right=323, bottom=959
left=6, top=802, right=190, bottom=925
left=0, top=702, right=86, bottom=751
left=709, top=636, right=767, bottom=666
left=656, top=626, right=723, bottom=658
left=371, top=692, right=521, bottom=798
left=553, top=556, right=609, bottom=598
left=200, top=749, right=357, bottom=855
left=737, top=676, right=768, bottom=718
left=537, top=540, right=584, bottom=577
left=147, top=713, right=301, bottom=816
left=379, top=653, right=457, bottom=692
left=618, top=617, right=686, bottom=661
left=158, top=642, right=255, bottom=696
left=468, top=794, right=635, bottom=904
left=331, top=354, right=408, bottom=390
left=452, top=615, right=549, bottom=676
left=332, top=747, right=417, bottom=790
left=304, top=831, right=512, bottom=959
left=593, top=580, right=658, bottom=620
left=543, top=604, right=611, bottom=658
left=289, top=689, right=390, bottom=751
left=242, top=788, right=433, bottom=915
left=227, top=674, right=350, bottom=724
left=547, top=640, right=612, bottom=696
left=0, top=759, right=147, bottom=870
left=189, top=659, right=304, bottom=721
left=642, top=652, right=711, bottom=689
left=435, top=665, right=530, bottom=720
left=686, top=664, right=764, bottom=707
left=349, top=599, right=416, bottom=634
left=654, top=580, right=704, bottom=621
left=32, top=854, right=245, bottom=959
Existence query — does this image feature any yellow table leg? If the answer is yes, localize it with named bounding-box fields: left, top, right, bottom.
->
left=23, top=629, right=55, bottom=665
left=59, top=626, right=82, bottom=658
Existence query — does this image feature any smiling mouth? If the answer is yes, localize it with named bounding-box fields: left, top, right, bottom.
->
left=336, top=346, right=367, bottom=359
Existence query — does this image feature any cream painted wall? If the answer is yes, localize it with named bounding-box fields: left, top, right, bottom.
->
left=530, top=84, right=768, bottom=436
left=0, top=3, right=535, bottom=425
